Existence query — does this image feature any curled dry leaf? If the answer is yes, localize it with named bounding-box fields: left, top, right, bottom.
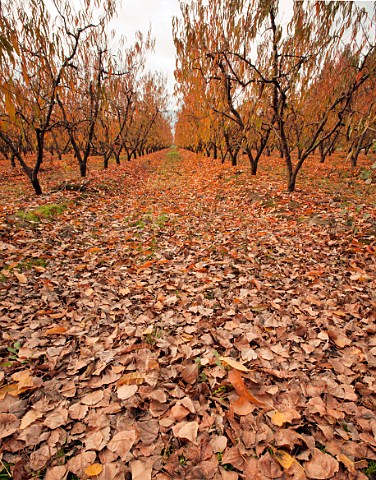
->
left=44, top=326, right=68, bottom=335
left=227, top=369, right=266, bottom=407
left=337, top=454, right=357, bottom=475
left=117, top=372, right=145, bottom=386
left=219, top=356, right=249, bottom=372
left=181, top=363, right=199, bottom=384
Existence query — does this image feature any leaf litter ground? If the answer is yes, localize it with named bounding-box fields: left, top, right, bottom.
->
left=0, top=148, right=375, bottom=480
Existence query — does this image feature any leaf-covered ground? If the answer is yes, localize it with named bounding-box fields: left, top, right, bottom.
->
left=0, top=148, right=375, bottom=480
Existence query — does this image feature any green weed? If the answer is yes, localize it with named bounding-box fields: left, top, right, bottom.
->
left=16, top=203, right=67, bottom=223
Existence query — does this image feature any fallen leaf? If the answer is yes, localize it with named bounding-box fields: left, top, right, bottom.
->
left=228, top=369, right=266, bottom=407
left=117, top=372, right=145, bottom=386
left=117, top=385, right=138, bottom=400
left=273, top=449, right=296, bottom=469
left=304, top=448, right=339, bottom=479
left=107, top=429, right=137, bottom=460
left=45, top=326, right=68, bottom=335
left=172, top=421, right=199, bottom=444
left=219, top=356, right=249, bottom=372
left=14, top=272, right=27, bottom=283
left=337, top=454, right=356, bottom=475
left=271, top=410, right=288, bottom=427
left=130, top=459, right=152, bottom=480
left=0, top=413, right=20, bottom=439
left=85, top=463, right=103, bottom=476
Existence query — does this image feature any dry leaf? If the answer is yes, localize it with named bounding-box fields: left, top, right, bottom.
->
left=219, top=356, right=249, bottom=372
left=273, top=449, right=296, bottom=469
left=117, top=385, right=138, bottom=400
left=271, top=410, right=287, bottom=427
left=20, top=409, right=44, bottom=430
left=0, top=413, right=20, bottom=439
left=81, top=390, right=105, bottom=406
left=228, top=369, right=265, bottom=407
left=337, top=454, right=356, bottom=475
left=172, top=421, right=199, bottom=444
left=181, top=363, right=198, bottom=384
left=232, top=396, right=254, bottom=416
left=107, top=429, right=137, bottom=460
left=130, top=459, right=152, bottom=480
left=305, top=448, right=339, bottom=479
left=14, top=272, right=27, bottom=283
left=117, top=372, right=145, bottom=386
left=45, top=326, right=68, bottom=335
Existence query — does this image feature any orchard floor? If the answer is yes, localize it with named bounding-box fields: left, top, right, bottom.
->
left=0, top=148, right=375, bottom=479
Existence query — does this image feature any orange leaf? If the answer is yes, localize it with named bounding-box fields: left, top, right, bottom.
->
left=0, top=383, right=19, bottom=400
left=84, top=463, right=103, bottom=476
left=45, top=326, right=67, bottom=335
left=227, top=369, right=265, bottom=407
left=117, top=372, right=145, bottom=387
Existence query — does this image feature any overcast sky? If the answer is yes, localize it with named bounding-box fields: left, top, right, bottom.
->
left=109, top=0, right=375, bottom=111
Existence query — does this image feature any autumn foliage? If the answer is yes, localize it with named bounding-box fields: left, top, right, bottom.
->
left=173, top=0, right=376, bottom=191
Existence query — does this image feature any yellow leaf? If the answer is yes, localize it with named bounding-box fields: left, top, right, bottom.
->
left=117, top=372, right=145, bottom=386
left=84, top=463, right=103, bottom=476
left=271, top=410, right=287, bottom=426
left=219, top=356, right=249, bottom=372
left=45, top=326, right=67, bottom=335
left=273, top=449, right=296, bottom=469
left=338, top=454, right=356, bottom=474
left=5, top=90, right=16, bottom=122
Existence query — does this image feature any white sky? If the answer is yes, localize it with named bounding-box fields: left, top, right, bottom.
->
left=109, top=0, right=375, bottom=111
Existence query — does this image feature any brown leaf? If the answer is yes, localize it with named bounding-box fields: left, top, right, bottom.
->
left=327, top=330, right=351, bottom=348
left=172, top=421, right=199, bottom=444
left=210, top=435, right=228, bottom=453
left=181, top=363, right=198, bottom=384
left=130, top=459, right=152, bottom=480
left=117, top=385, right=138, bottom=400
left=67, top=451, right=97, bottom=477
left=304, top=448, right=339, bottom=479
left=0, top=383, right=19, bottom=400
left=171, top=403, right=190, bottom=421
left=232, top=395, right=255, bottom=416
left=0, top=413, right=20, bottom=439
left=14, top=272, right=27, bottom=283
left=44, top=465, right=68, bottom=480
left=337, top=454, right=356, bottom=475
left=81, top=390, right=104, bottom=406
left=20, top=409, right=44, bottom=430
left=107, top=429, right=137, bottom=461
